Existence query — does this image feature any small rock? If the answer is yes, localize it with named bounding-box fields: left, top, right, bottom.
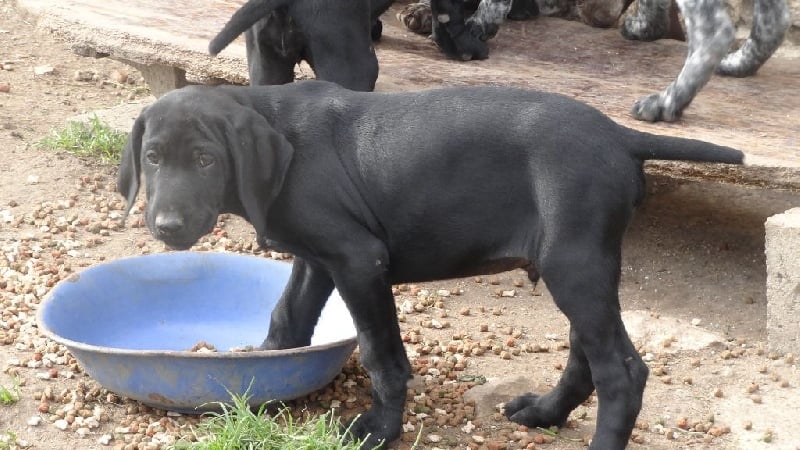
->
left=462, top=421, right=476, bottom=433
left=691, top=318, right=702, bottom=326
left=73, top=70, right=95, bottom=81
left=472, top=435, right=485, bottom=444
left=27, top=175, right=40, bottom=185
left=464, top=376, right=538, bottom=418
left=427, top=434, right=442, bottom=443
left=0, top=83, right=9, bottom=93
left=33, top=65, right=55, bottom=76
left=54, top=419, right=69, bottom=430
left=27, top=416, right=42, bottom=426
left=110, top=69, right=128, bottom=83
left=97, top=434, right=113, bottom=445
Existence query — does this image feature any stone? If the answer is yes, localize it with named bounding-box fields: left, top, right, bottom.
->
left=463, top=375, right=540, bottom=418
left=765, top=207, right=800, bottom=354
left=622, top=310, right=724, bottom=353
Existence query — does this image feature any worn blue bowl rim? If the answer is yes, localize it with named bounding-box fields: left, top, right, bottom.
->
left=36, top=252, right=358, bottom=359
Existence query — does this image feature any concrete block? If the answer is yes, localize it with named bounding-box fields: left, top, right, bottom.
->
left=765, top=207, right=800, bottom=354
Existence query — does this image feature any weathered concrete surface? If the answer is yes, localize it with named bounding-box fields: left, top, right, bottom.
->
left=765, top=208, right=800, bottom=354
left=15, top=0, right=800, bottom=187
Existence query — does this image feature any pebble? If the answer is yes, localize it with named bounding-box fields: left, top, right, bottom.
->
left=54, top=419, right=69, bottom=430
left=427, top=434, right=442, bottom=443
left=73, top=70, right=95, bottom=81
left=0, top=82, right=9, bottom=93
left=33, top=65, right=54, bottom=76
left=26, top=416, right=42, bottom=426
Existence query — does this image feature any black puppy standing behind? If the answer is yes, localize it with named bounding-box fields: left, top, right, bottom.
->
left=117, top=81, right=745, bottom=449
left=209, top=0, right=394, bottom=90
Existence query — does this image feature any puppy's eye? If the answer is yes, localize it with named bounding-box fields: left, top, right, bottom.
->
left=196, top=153, right=215, bottom=168
left=145, top=150, right=160, bottom=165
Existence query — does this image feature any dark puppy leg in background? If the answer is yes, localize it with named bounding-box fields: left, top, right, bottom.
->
left=246, top=10, right=304, bottom=86
left=260, top=258, right=334, bottom=350
left=430, top=0, right=490, bottom=60
left=370, top=0, right=397, bottom=40
left=508, top=0, right=540, bottom=20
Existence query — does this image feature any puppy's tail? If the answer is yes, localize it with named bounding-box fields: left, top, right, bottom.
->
left=629, top=130, right=745, bottom=165
left=209, top=0, right=290, bottom=56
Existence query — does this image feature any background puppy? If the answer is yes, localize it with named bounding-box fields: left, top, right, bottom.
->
left=118, top=81, right=744, bottom=449
left=209, top=0, right=395, bottom=90
left=419, top=0, right=791, bottom=121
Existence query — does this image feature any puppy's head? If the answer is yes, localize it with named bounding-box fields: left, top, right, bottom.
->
left=117, top=86, right=294, bottom=250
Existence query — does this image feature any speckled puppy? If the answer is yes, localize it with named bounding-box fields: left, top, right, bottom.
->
left=421, top=0, right=791, bottom=121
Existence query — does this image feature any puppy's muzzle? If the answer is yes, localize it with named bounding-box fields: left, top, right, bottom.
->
left=152, top=212, right=193, bottom=250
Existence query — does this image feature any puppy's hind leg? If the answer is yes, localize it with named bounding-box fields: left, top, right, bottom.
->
left=505, top=325, right=596, bottom=428
left=509, top=239, right=648, bottom=449
left=260, top=258, right=334, bottom=350
left=716, top=0, right=791, bottom=77
left=630, top=0, right=735, bottom=121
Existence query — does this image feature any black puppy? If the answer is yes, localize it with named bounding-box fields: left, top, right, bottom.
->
left=118, top=81, right=745, bottom=449
left=209, top=0, right=394, bottom=90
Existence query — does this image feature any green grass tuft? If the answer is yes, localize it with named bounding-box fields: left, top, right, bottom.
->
left=0, top=380, right=19, bottom=406
left=38, top=114, right=128, bottom=164
left=0, top=431, right=18, bottom=449
left=173, top=392, right=380, bottom=450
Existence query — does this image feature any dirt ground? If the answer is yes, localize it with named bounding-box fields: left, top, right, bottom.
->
left=1, top=0, right=800, bottom=449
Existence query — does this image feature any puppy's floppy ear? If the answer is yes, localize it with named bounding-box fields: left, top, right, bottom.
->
left=225, top=105, right=295, bottom=246
left=117, top=110, right=147, bottom=223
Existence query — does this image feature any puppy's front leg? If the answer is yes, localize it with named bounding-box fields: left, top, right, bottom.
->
left=330, top=244, right=410, bottom=449
left=261, top=258, right=334, bottom=350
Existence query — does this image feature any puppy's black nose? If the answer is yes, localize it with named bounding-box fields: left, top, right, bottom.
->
left=155, top=214, right=185, bottom=236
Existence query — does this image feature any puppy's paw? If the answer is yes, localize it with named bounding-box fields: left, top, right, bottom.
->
left=715, top=50, right=760, bottom=78
left=504, top=393, right=569, bottom=428
left=397, top=2, right=433, bottom=35
left=259, top=334, right=310, bottom=350
left=343, top=409, right=403, bottom=450
left=630, top=93, right=681, bottom=122
left=620, top=14, right=666, bottom=41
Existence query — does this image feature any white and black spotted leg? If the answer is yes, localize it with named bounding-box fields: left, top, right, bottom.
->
left=631, top=0, right=735, bottom=122
left=716, top=0, right=791, bottom=77
left=465, top=0, right=513, bottom=41
left=620, top=0, right=672, bottom=41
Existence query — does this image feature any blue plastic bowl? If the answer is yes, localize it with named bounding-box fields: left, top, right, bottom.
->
left=37, top=252, right=357, bottom=413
